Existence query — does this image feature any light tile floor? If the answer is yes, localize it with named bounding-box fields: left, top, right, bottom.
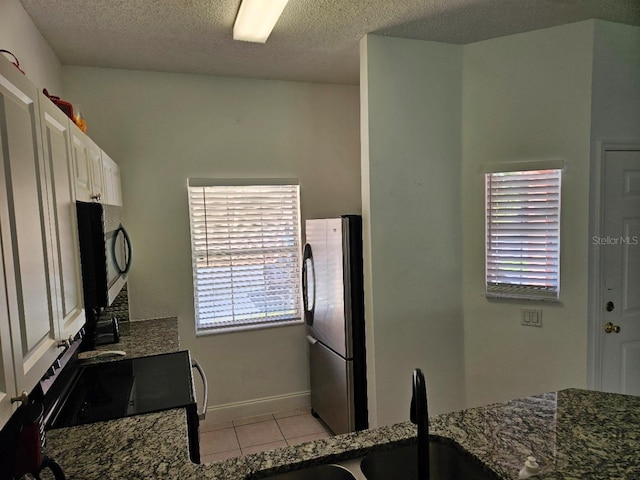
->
left=199, top=408, right=332, bottom=464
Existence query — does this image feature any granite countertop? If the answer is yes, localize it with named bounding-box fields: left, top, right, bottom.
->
left=81, top=316, right=179, bottom=365
left=428, top=389, right=640, bottom=479
left=244, top=388, right=640, bottom=480
left=46, top=317, right=640, bottom=479
left=46, top=388, right=640, bottom=479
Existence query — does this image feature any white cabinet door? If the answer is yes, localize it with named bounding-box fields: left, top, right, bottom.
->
left=111, top=158, right=123, bottom=206
left=71, top=123, right=104, bottom=203
left=71, top=124, right=92, bottom=202
left=89, top=140, right=104, bottom=202
left=0, top=56, right=61, bottom=402
left=101, top=150, right=123, bottom=206
left=0, top=254, right=18, bottom=427
left=40, top=93, right=86, bottom=341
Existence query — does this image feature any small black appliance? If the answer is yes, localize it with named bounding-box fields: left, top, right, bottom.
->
left=76, top=201, right=132, bottom=309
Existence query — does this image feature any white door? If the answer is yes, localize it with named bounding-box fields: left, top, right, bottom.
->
left=600, top=149, right=640, bottom=395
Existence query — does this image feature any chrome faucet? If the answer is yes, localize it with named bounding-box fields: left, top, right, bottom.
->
left=410, top=368, right=430, bottom=480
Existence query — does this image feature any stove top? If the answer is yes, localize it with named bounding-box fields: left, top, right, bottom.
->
left=47, top=351, right=196, bottom=429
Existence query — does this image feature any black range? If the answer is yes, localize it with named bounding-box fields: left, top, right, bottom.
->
left=45, top=351, right=202, bottom=463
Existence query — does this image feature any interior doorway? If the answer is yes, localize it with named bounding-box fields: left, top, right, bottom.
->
left=589, top=142, right=640, bottom=394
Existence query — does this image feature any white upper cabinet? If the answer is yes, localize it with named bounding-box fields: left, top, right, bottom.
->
left=70, top=122, right=122, bottom=206
left=70, top=122, right=91, bottom=202
left=0, top=57, right=61, bottom=411
left=0, top=56, right=123, bottom=430
left=40, top=92, right=86, bottom=341
left=101, top=150, right=122, bottom=206
left=71, top=122, right=101, bottom=203
left=89, top=139, right=105, bottom=202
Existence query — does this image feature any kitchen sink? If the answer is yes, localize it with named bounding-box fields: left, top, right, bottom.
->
left=360, top=441, right=500, bottom=480
left=259, top=463, right=358, bottom=480
left=257, top=438, right=498, bottom=480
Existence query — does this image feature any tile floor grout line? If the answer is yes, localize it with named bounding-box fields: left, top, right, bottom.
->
left=236, top=414, right=283, bottom=456
left=233, top=424, right=242, bottom=455
left=273, top=415, right=290, bottom=445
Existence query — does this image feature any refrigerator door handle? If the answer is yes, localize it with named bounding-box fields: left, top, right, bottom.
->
left=302, top=243, right=316, bottom=325
left=306, top=335, right=318, bottom=345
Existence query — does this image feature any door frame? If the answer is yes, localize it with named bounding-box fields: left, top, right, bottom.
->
left=587, top=140, right=640, bottom=391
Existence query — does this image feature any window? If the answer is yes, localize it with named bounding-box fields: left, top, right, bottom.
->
left=188, top=180, right=302, bottom=333
left=485, top=167, right=561, bottom=300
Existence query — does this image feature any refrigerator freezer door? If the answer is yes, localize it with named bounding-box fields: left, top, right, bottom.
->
left=305, top=218, right=351, bottom=358
left=309, top=337, right=354, bottom=435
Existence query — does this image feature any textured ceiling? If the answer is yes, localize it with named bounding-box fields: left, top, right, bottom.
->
left=20, top=0, right=640, bottom=85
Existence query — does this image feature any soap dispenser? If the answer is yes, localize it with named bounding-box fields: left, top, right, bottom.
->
left=518, top=456, right=540, bottom=479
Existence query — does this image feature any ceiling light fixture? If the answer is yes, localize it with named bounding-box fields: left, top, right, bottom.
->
left=233, top=0, right=290, bottom=43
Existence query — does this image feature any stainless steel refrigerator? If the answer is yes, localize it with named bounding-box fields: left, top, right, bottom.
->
left=302, top=215, right=368, bottom=435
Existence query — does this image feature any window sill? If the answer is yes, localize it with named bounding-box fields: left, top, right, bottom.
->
left=486, top=292, right=561, bottom=303
left=195, top=317, right=304, bottom=336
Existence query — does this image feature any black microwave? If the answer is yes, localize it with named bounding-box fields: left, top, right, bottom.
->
left=76, top=201, right=132, bottom=307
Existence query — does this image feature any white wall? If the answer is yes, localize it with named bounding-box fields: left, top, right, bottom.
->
left=587, top=21, right=640, bottom=387
left=590, top=21, right=640, bottom=145
left=0, top=0, right=62, bottom=93
left=62, top=67, right=361, bottom=415
left=360, top=20, right=640, bottom=417
left=360, top=35, right=465, bottom=426
left=462, top=22, right=595, bottom=407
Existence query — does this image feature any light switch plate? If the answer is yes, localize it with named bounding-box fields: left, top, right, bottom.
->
left=521, top=308, right=542, bottom=327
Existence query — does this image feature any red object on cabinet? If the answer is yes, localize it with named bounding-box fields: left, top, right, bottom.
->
left=43, top=88, right=75, bottom=121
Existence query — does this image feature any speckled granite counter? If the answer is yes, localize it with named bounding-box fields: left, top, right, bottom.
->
left=47, top=317, right=640, bottom=479
left=46, top=388, right=640, bottom=479
left=46, top=410, right=250, bottom=480
left=83, top=316, right=179, bottom=364
left=428, top=389, right=640, bottom=479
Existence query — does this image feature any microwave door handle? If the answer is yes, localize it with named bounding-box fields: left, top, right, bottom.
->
left=112, top=226, right=133, bottom=274
left=120, top=226, right=133, bottom=274
left=191, top=357, right=208, bottom=420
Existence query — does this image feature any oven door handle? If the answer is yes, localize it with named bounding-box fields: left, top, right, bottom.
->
left=191, top=357, right=208, bottom=420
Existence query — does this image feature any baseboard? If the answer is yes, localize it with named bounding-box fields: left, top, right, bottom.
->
left=205, top=391, right=311, bottom=423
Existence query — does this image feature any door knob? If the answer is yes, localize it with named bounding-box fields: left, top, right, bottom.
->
left=606, top=301, right=615, bottom=312
left=10, top=391, right=28, bottom=404
left=604, top=322, right=621, bottom=334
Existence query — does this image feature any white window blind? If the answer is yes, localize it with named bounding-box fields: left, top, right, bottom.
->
left=485, top=169, right=561, bottom=300
left=188, top=183, right=302, bottom=333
